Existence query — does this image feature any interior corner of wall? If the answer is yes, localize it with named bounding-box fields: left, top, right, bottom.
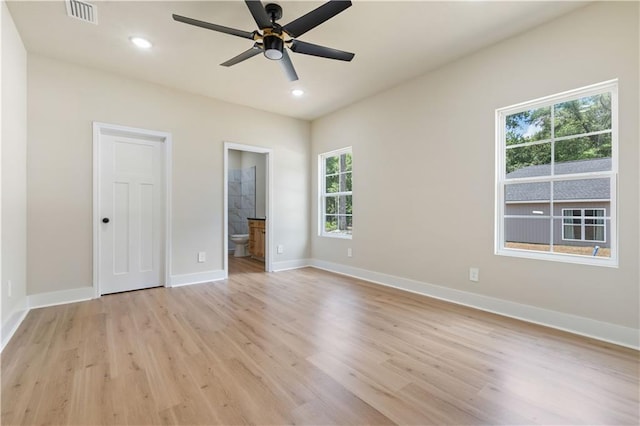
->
left=1, top=295, right=29, bottom=352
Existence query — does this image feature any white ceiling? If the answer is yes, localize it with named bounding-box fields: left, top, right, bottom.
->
left=7, top=0, right=587, bottom=120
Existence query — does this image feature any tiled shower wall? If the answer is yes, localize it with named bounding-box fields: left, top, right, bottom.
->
left=228, top=166, right=256, bottom=249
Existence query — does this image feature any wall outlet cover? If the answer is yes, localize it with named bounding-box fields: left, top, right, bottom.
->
left=469, top=267, right=479, bottom=282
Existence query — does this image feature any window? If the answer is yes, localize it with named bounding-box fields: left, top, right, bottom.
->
left=496, top=80, right=617, bottom=266
left=319, top=148, right=352, bottom=238
left=562, top=208, right=606, bottom=242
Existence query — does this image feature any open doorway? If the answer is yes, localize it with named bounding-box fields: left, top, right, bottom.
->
left=223, top=143, right=273, bottom=277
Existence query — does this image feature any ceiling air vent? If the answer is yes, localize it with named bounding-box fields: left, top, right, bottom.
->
left=65, top=0, right=98, bottom=24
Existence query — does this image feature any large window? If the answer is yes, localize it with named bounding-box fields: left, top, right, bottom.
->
left=496, top=80, right=617, bottom=266
left=319, top=147, right=352, bottom=238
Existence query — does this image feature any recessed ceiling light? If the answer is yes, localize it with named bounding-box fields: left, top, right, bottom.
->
left=291, top=89, right=304, bottom=97
left=130, top=37, right=152, bottom=49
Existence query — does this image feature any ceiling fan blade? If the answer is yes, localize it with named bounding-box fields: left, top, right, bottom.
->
left=244, top=0, right=271, bottom=29
left=290, top=40, right=354, bottom=61
left=172, top=14, right=256, bottom=40
left=282, top=0, right=352, bottom=38
left=221, top=44, right=263, bottom=67
left=279, top=49, right=299, bottom=81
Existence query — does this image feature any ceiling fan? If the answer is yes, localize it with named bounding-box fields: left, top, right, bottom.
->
left=172, top=0, right=355, bottom=81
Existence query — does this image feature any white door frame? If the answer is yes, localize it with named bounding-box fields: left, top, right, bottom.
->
left=93, top=122, right=172, bottom=297
left=223, top=142, right=273, bottom=277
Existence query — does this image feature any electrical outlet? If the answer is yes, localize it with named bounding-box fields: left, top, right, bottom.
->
left=277, top=245, right=284, bottom=254
left=347, top=248, right=352, bottom=257
left=469, top=267, right=479, bottom=282
left=8, top=280, right=12, bottom=297
left=198, top=252, right=206, bottom=263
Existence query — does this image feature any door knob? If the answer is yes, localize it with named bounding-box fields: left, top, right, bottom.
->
left=102, top=218, right=110, bottom=223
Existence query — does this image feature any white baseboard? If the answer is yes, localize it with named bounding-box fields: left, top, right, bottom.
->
left=4, top=262, right=636, bottom=351
left=272, top=258, right=311, bottom=272
left=169, top=270, right=226, bottom=287
left=28, top=286, right=95, bottom=309
left=1, top=298, right=29, bottom=352
left=3, top=287, right=96, bottom=352
left=309, top=259, right=639, bottom=350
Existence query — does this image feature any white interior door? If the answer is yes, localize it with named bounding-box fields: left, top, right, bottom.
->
left=98, top=133, right=165, bottom=294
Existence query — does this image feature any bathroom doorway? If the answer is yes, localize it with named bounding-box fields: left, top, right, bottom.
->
left=223, top=143, right=273, bottom=277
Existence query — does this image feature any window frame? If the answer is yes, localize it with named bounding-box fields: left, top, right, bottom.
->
left=318, top=147, right=353, bottom=239
left=495, top=80, right=618, bottom=267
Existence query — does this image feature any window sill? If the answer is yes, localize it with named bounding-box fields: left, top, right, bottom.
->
left=495, top=248, right=618, bottom=268
left=320, top=233, right=352, bottom=240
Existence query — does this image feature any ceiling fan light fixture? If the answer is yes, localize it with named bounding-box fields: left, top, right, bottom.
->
left=264, top=49, right=283, bottom=60
left=291, top=89, right=304, bottom=97
left=263, top=35, right=283, bottom=60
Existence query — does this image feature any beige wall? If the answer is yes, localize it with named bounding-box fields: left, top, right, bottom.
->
left=27, top=54, right=310, bottom=294
left=311, top=2, right=639, bottom=329
left=1, top=1, right=27, bottom=331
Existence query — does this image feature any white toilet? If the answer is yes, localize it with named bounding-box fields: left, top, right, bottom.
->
left=230, top=234, right=249, bottom=257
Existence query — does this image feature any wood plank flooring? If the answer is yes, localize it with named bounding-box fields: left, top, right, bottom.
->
left=2, top=257, right=638, bottom=425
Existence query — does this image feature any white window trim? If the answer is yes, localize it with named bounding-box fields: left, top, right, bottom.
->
left=561, top=208, right=607, bottom=243
left=319, top=147, right=353, bottom=239
left=495, top=80, right=618, bottom=267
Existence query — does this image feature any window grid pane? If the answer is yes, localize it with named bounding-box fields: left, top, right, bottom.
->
left=505, top=106, right=551, bottom=146
left=564, top=225, right=580, bottom=240
left=554, top=93, right=612, bottom=138
left=585, top=225, right=605, bottom=242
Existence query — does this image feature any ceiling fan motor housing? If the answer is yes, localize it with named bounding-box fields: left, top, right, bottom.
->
left=263, top=35, right=283, bottom=60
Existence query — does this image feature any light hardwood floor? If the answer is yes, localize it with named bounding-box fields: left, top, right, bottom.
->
left=2, top=257, right=638, bottom=425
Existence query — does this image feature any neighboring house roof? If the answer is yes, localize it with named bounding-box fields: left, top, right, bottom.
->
left=506, top=158, right=611, bottom=202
